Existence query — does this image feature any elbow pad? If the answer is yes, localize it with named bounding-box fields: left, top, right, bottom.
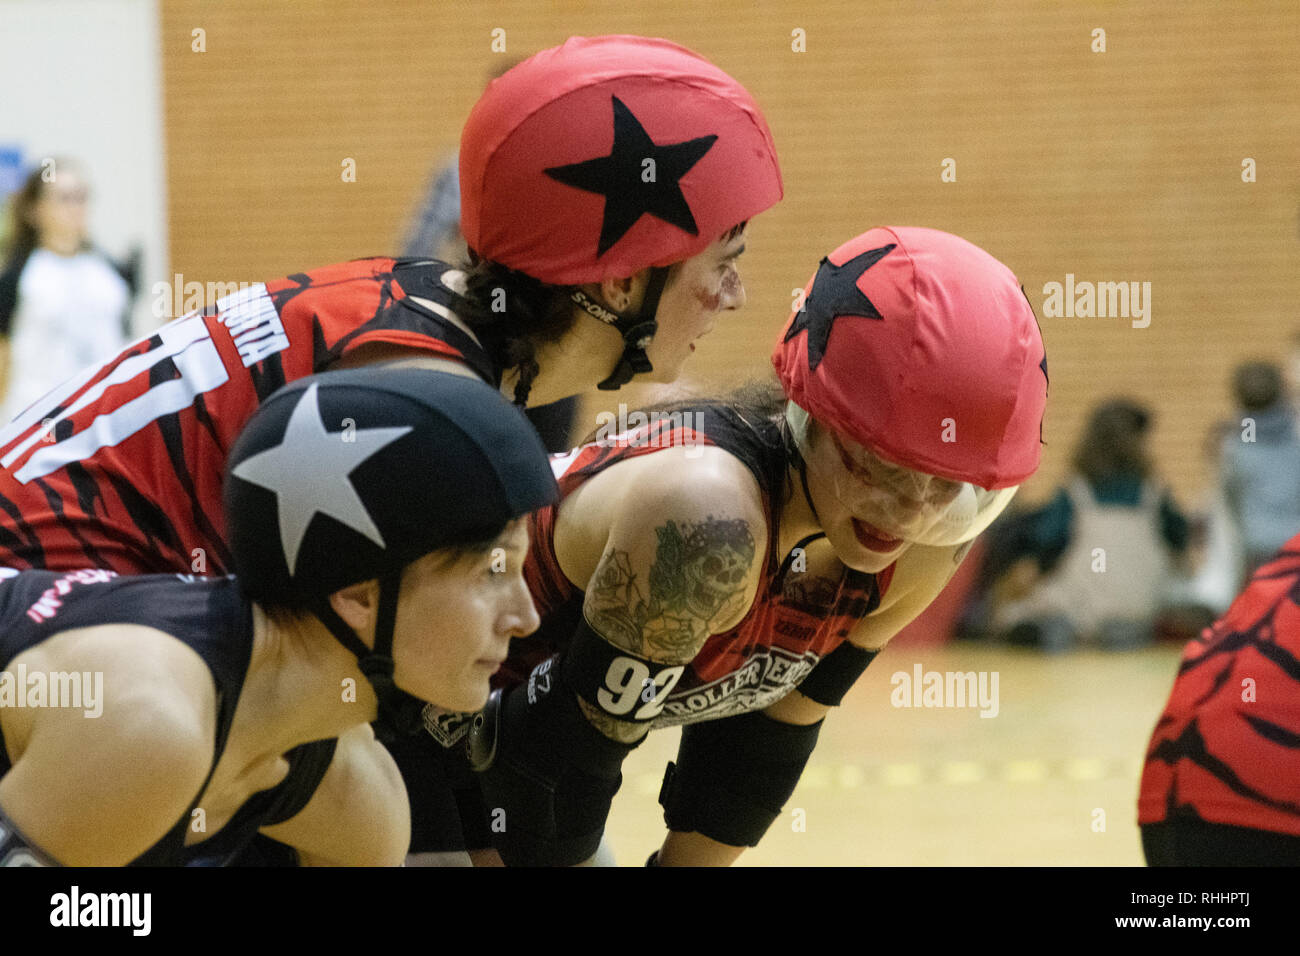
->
left=795, top=641, right=879, bottom=706
left=659, top=711, right=822, bottom=848
left=469, top=620, right=660, bottom=865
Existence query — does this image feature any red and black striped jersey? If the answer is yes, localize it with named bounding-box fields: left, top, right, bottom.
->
left=504, top=405, right=895, bottom=727
left=1139, top=535, right=1300, bottom=836
left=0, top=257, right=496, bottom=576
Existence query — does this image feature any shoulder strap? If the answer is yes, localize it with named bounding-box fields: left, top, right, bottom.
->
left=390, top=259, right=501, bottom=386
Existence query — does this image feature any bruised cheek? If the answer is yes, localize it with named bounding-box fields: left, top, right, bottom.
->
left=693, top=269, right=740, bottom=312
left=693, top=284, right=722, bottom=312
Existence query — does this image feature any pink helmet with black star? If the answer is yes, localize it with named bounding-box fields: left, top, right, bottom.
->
left=460, top=35, right=783, bottom=284
left=460, top=36, right=784, bottom=390
left=773, top=226, right=1049, bottom=544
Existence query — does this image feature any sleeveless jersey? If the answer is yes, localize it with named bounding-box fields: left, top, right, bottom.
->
left=0, top=258, right=495, bottom=575
left=0, top=568, right=337, bottom=865
left=1138, top=535, right=1300, bottom=836
left=506, top=405, right=896, bottom=728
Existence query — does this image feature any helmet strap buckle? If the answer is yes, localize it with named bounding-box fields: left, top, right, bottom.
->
left=592, top=265, right=671, bottom=391
left=597, top=337, right=654, bottom=390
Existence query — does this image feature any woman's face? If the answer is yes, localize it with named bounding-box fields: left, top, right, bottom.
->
left=30, top=169, right=89, bottom=252
left=802, top=420, right=965, bottom=572
left=643, top=228, right=749, bottom=382
left=391, top=518, right=540, bottom=712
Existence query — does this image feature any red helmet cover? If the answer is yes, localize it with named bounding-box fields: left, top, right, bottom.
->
left=460, top=35, right=783, bottom=285
left=773, top=226, right=1048, bottom=489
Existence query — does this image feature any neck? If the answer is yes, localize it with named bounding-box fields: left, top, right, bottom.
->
left=500, top=309, right=625, bottom=407
left=229, top=604, right=379, bottom=762
left=40, top=237, right=82, bottom=257
left=776, top=459, right=826, bottom=558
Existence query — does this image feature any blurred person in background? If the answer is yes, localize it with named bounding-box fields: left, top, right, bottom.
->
left=1288, top=330, right=1300, bottom=416
left=1148, top=420, right=1245, bottom=640
left=1218, top=360, right=1300, bottom=579
left=983, top=398, right=1191, bottom=651
left=0, top=158, right=138, bottom=422
left=401, top=57, right=578, bottom=454
left=402, top=59, right=520, bottom=266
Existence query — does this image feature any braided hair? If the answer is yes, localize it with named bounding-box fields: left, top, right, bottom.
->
left=453, top=254, right=578, bottom=406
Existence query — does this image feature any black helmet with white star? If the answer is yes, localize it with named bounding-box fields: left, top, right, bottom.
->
left=223, top=367, right=558, bottom=732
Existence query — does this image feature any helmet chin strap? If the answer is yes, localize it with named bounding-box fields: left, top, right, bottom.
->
left=311, top=568, right=427, bottom=741
left=578, top=265, right=672, bottom=391
left=783, top=400, right=823, bottom=528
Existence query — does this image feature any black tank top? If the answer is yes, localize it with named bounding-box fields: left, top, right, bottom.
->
left=0, top=570, right=335, bottom=865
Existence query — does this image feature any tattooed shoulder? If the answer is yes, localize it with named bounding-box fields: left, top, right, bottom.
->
left=585, top=515, right=758, bottom=663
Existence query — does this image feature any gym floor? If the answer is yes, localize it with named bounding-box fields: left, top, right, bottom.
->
left=603, top=642, right=1183, bottom=866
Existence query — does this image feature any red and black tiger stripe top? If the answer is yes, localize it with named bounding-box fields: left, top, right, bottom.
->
left=504, top=405, right=896, bottom=727
left=0, top=257, right=494, bottom=576
left=1139, top=535, right=1300, bottom=835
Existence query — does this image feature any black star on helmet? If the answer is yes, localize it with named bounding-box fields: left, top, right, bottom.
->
left=544, top=95, right=718, bottom=256
left=784, top=243, right=897, bottom=371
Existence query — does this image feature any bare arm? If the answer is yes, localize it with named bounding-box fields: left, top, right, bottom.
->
left=0, top=626, right=214, bottom=866
left=468, top=448, right=767, bottom=866
left=259, top=722, right=409, bottom=866
left=655, top=539, right=972, bottom=865
left=575, top=454, right=766, bottom=744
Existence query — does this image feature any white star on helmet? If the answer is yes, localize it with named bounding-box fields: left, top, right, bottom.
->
left=231, top=383, right=412, bottom=574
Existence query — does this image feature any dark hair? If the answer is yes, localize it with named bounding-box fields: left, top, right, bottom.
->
left=453, top=221, right=748, bottom=405
left=423, top=519, right=515, bottom=572
left=1071, top=398, right=1152, bottom=484
left=720, top=221, right=748, bottom=245
left=453, top=255, right=581, bottom=405
left=1, top=159, right=89, bottom=269
left=578, top=374, right=796, bottom=513
left=1232, top=361, right=1282, bottom=412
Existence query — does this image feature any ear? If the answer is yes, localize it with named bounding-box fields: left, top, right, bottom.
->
left=592, top=268, right=650, bottom=314
left=328, top=578, right=381, bottom=648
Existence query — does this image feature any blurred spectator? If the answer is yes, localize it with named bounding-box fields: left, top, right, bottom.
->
left=1219, top=360, right=1300, bottom=578
left=401, top=151, right=464, bottom=266
left=1161, top=420, right=1245, bottom=617
left=0, top=158, right=138, bottom=422
left=971, top=399, right=1191, bottom=651
left=401, top=58, right=520, bottom=263
left=401, top=58, right=578, bottom=453
left=1288, top=330, right=1300, bottom=414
